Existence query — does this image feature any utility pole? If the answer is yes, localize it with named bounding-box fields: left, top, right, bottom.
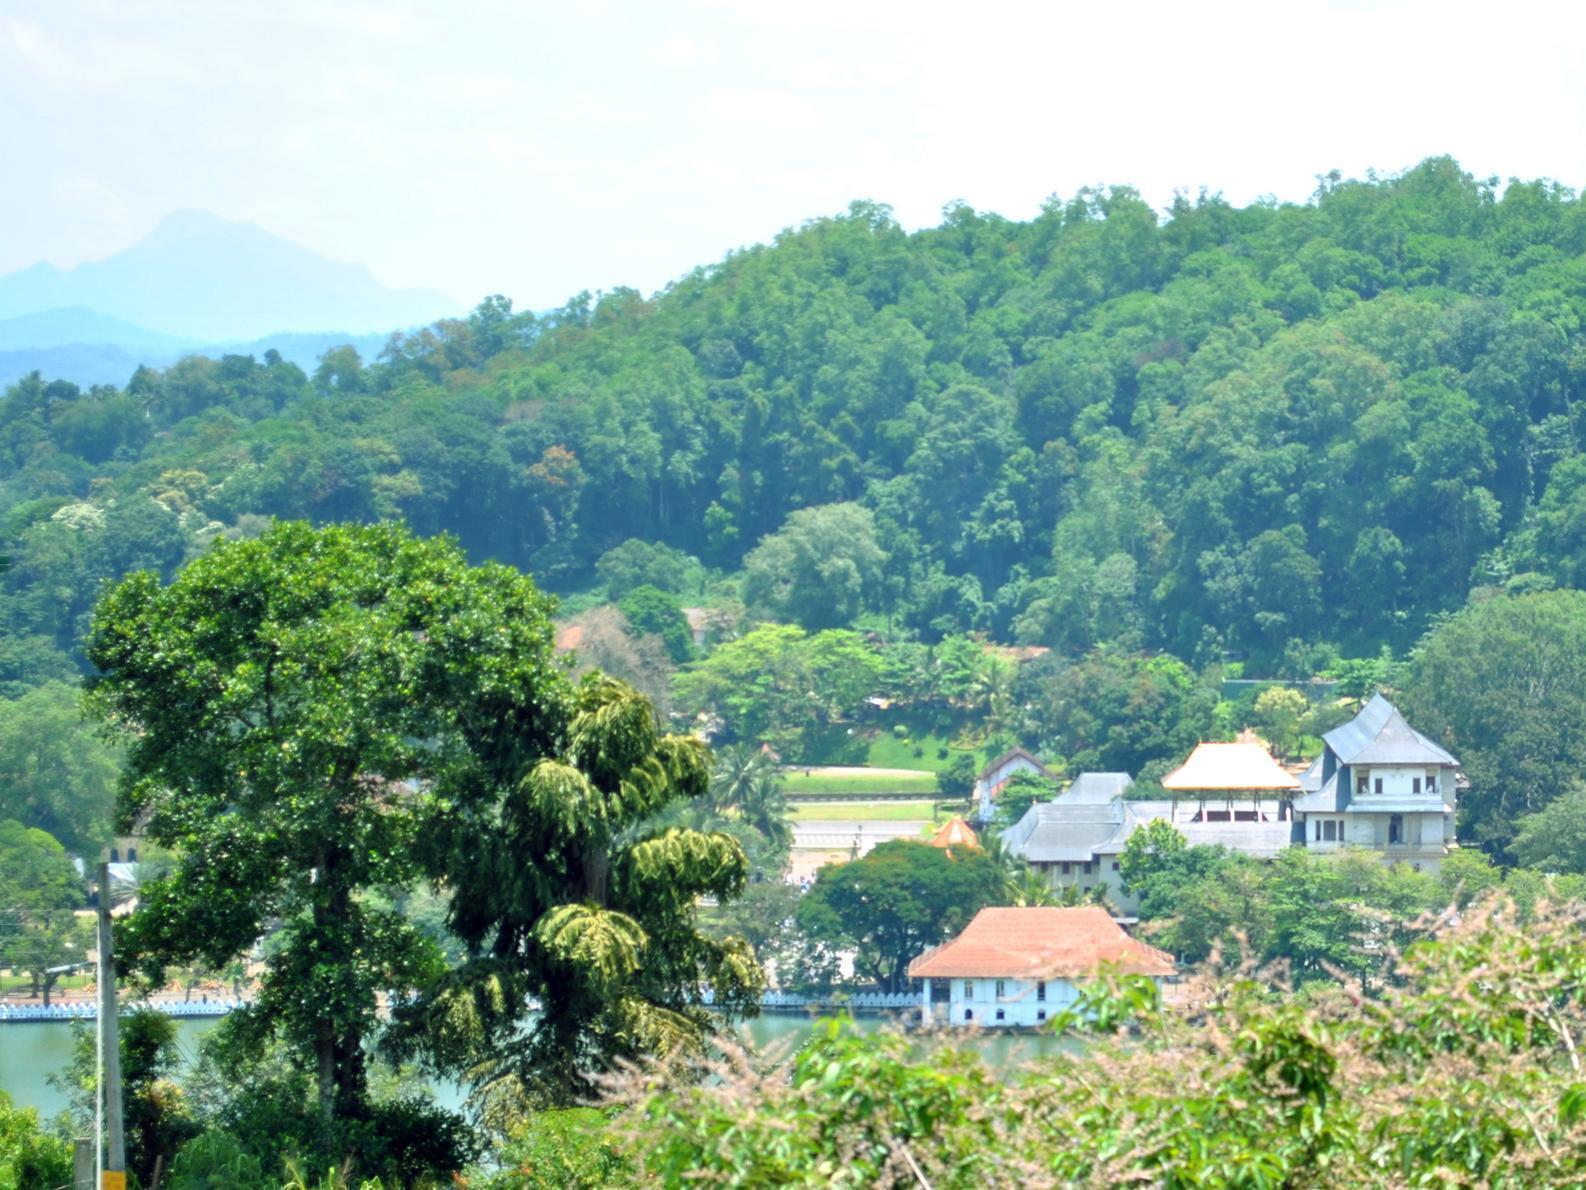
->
left=96, top=861, right=126, bottom=1190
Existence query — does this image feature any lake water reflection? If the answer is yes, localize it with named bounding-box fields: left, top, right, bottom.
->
left=1, top=1010, right=1071, bottom=1121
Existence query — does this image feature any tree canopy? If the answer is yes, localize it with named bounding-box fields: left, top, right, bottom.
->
left=85, top=521, right=566, bottom=1132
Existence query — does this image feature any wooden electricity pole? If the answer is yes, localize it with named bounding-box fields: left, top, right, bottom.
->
left=96, top=861, right=126, bottom=1190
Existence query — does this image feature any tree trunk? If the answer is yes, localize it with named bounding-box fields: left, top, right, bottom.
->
left=313, top=850, right=337, bottom=1129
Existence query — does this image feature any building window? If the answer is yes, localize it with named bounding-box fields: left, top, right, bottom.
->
left=1374, top=777, right=1383, bottom=794
left=963, top=980, right=974, bottom=999
left=1060, top=862, right=1070, bottom=875
left=1357, top=775, right=1368, bottom=795
left=1082, top=861, right=1092, bottom=875
left=127, top=847, right=137, bottom=862
left=1036, top=981, right=1046, bottom=1002
left=1412, top=777, right=1422, bottom=794
left=1111, top=861, right=1120, bottom=871
left=1322, top=820, right=1338, bottom=842
left=965, top=1009, right=973, bottom=1021
left=995, top=980, right=1006, bottom=999
left=1314, top=820, right=1322, bottom=842
left=996, top=1009, right=1005, bottom=1022
left=1389, top=814, right=1404, bottom=845
left=1037, top=1010, right=1046, bottom=1021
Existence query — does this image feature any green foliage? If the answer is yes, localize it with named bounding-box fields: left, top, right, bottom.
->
left=936, top=751, right=980, bottom=800
left=993, top=769, right=1059, bottom=826
left=1512, top=784, right=1586, bottom=873
left=741, top=502, right=886, bottom=630
left=626, top=896, right=1586, bottom=1186
left=394, top=676, right=765, bottom=1110
left=1253, top=685, right=1308, bottom=758
left=165, top=1129, right=269, bottom=1188
left=595, top=538, right=701, bottom=600
left=0, top=680, right=120, bottom=853
left=796, top=839, right=1005, bottom=991
left=51, top=1010, right=202, bottom=1188
left=0, top=818, right=89, bottom=1005
left=0, top=1090, right=73, bottom=1190
left=86, top=521, right=559, bottom=1160
left=1117, top=818, right=1188, bottom=893
left=1404, top=589, right=1586, bottom=854
left=474, top=1107, right=631, bottom=1189
left=616, top=583, right=693, bottom=663
left=673, top=624, right=885, bottom=757
left=639, top=1020, right=998, bottom=1187
left=1020, top=649, right=1219, bottom=774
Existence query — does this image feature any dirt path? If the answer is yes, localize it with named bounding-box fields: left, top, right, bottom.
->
left=783, top=765, right=933, bottom=778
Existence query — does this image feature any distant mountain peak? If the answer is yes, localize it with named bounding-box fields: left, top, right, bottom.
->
left=142, top=208, right=250, bottom=246
left=0, top=211, right=459, bottom=341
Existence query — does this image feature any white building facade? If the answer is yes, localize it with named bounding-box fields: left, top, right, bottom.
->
left=909, top=906, right=1174, bottom=1027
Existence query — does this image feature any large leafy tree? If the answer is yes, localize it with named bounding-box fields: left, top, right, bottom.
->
left=1403, top=589, right=1586, bottom=854
left=0, top=681, right=121, bottom=854
left=741, top=502, right=887, bottom=630
left=85, top=521, right=566, bottom=1135
left=796, top=839, right=1005, bottom=992
left=0, top=819, right=89, bottom=1006
left=397, top=676, right=763, bottom=1109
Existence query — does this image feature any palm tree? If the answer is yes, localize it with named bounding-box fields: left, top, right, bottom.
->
left=1009, top=867, right=1059, bottom=907
left=709, top=743, right=774, bottom=815
left=739, top=769, right=792, bottom=853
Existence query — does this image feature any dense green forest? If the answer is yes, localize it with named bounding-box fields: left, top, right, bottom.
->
left=11, top=155, right=1586, bottom=1182
left=7, top=156, right=1586, bottom=681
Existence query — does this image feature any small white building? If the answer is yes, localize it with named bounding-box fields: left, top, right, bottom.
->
left=1293, top=693, right=1460, bottom=872
left=974, top=746, right=1054, bottom=821
left=908, top=906, right=1174, bottom=1027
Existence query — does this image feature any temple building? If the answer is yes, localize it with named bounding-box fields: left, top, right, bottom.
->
left=909, top=906, right=1174, bottom=1027
left=1292, top=693, right=1459, bottom=873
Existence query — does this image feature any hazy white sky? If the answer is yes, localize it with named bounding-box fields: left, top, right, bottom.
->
left=3, top=0, right=1585, bottom=312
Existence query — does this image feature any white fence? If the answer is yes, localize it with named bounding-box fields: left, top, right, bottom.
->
left=0, top=999, right=247, bottom=1023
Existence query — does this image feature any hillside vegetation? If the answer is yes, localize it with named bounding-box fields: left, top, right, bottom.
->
left=6, top=156, right=1586, bottom=851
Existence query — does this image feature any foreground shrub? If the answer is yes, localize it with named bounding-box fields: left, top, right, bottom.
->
left=0, top=1091, right=73, bottom=1190
left=620, top=897, right=1586, bottom=1187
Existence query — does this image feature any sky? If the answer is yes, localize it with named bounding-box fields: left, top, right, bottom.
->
left=3, top=0, right=1586, bottom=313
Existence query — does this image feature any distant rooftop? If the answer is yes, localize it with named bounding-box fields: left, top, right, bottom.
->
left=909, top=907, right=1174, bottom=981
left=1161, top=742, right=1301, bottom=793
left=1323, top=693, right=1457, bottom=767
left=1060, top=772, right=1134, bottom=804
left=929, top=817, right=979, bottom=850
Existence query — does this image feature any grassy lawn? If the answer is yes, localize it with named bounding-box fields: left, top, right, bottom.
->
left=0, top=971, right=94, bottom=997
left=790, top=800, right=946, bottom=822
left=781, top=769, right=940, bottom=796
left=864, top=731, right=965, bottom=773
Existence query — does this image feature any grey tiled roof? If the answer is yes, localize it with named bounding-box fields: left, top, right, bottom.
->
left=1060, top=772, right=1135, bottom=803
left=1324, top=694, right=1457, bottom=767
left=1297, top=754, right=1324, bottom=794
left=1293, top=771, right=1341, bottom=813
left=1003, top=799, right=1127, bottom=863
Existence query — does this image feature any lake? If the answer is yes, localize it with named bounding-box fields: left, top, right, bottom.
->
left=0, top=1011, right=1069, bottom=1121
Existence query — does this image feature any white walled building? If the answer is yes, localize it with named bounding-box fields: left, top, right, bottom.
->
left=1293, top=693, right=1459, bottom=872
left=1003, top=696, right=1463, bottom=904
left=908, top=906, right=1174, bottom=1027
left=974, top=746, right=1054, bottom=821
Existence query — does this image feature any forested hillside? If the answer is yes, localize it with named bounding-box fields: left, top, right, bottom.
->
left=4, top=155, right=1586, bottom=695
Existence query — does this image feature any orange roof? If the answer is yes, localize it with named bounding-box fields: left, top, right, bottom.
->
left=1161, top=742, right=1300, bottom=793
left=929, top=818, right=979, bottom=850
left=908, top=907, right=1174, bottom=980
